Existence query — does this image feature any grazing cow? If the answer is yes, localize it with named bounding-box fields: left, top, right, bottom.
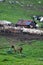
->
left=11, top=45, right=23, bottom=54
left=32, top=15, right=43, bottom=22
left=32, top=15, right=41, bottom=21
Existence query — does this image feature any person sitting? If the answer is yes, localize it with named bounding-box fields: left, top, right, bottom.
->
left=7, top=45, right=14, bottom=54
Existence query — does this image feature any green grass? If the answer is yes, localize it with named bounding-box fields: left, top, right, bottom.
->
left=0, top=36, right=43, bottom=65
left=0, top=0, right=43, bottom=65
left=0, top=0, right=43, bottom=23
left=0, top=31, right=43, bottom=65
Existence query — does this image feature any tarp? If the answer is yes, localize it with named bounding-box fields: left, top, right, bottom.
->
left=25, top=21, right=31, bottom=25
left=17, top=20, right=32, bottom=25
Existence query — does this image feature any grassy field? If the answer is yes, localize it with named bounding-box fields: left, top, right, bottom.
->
left=0, top=0, right=43, bottom=65
left=0, top=0, right=43, bottom=23
left=0, top=36, right=43, bottom=65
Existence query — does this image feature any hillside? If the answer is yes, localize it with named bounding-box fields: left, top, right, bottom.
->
left=0, top=35, right=43, bottom=65
left=0, top=0, right=43, bottom=65
left=0, top=0, right=43, bottom=23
